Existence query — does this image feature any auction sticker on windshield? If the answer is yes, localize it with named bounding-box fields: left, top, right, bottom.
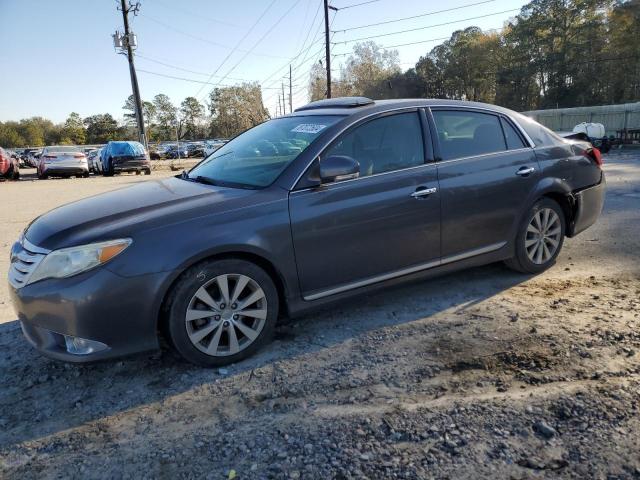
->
left=291, top=124, right=327, bottom=134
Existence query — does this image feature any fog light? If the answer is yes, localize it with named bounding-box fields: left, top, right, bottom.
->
left=64, top=335, right=108, bottom=355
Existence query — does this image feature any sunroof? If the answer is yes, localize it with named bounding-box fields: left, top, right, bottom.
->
left=295, top=97, right=375, bottom=112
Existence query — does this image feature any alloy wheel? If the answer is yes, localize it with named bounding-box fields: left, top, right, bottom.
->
left=185, top=274, right=268, bottom=357
left=525, top=208, right=562, bottom=264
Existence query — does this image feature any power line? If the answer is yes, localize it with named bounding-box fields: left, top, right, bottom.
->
left=337, top=0, right=381, bottom=10
left=333, top=8, right=520, bottom=44
left=260, top=3, right=325, bottom=88
left=153, top=0, right=243, bottom=28
left=136, top=53, right=250, bottom=81
left=138, top=13, right=289, bottom=59
left=331, top=27, right=504, bottom=56
left=203, top=0, right=305, bottom=102
left=137, top=68, right=292, bottom=89
left=333, top=0, right=497, bottom=32
left=194, top=0, right=279, bottom=99
left=263, top=8, right=336, bottom=109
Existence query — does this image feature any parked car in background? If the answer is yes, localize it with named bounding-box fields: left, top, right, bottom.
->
left=87, top=148, right=103, bottom=173
left=22, top=148, right=42, bottom=167
left=186, top=142, right=205, bottom=157
left=37, top=146, right=89, bottom=179
left=165, top=144, right=189, bottom=159
left=100, top=141, right=151, bottom=176
left=203, top=140, right=226, bottom=158
left=8, top=97, right=606, bottom=366
left=0, top=147, right=20, bottom=180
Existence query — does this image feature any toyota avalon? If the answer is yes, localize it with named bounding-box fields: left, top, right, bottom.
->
left=9, top=98, right=605, bottom=366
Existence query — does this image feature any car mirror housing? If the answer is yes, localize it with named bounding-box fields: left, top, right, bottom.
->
left=320, top=155, right=360, bottom=183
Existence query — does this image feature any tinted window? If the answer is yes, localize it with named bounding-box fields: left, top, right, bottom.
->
left=501, top=117, right=527, bottom=149
left=432, top=110, right=506, bottom=160
left=324, top=112, right=424, bottom=178
left=513, top=113, right=563, bottom=146
left=45, top=146, right=81, bottom=153
left=189, top=115, right=343, bottom=188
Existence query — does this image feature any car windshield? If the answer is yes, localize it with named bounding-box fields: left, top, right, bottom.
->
left=188, top=115, right=343, bottom=188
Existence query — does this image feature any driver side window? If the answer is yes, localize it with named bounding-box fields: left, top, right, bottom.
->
left=324, top=112, right=425, bottom=179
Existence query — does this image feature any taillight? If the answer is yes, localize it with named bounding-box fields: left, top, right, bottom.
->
left=586, top=147, right=603, bottom=168
left=73, top=154, right=85, bottom=159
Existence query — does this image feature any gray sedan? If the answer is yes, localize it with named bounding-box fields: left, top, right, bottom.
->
left=9, top=98, right=605, bottom=366
left=37, top=145, right=89, bottom=179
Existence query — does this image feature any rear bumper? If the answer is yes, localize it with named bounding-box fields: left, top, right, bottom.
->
left=113, top=157, right=150, bottom=172
left=42, top=165, right=88, bottom=175
left=569, top=174, right=606, bottom=237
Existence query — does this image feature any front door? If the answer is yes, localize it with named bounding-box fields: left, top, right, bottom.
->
left=289, top=111, right=441, bottom=300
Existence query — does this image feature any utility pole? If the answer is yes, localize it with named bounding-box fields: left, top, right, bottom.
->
left=323, top=0, right=332, bottom=98
left=277, top=95, right=282, bottom=117
left=118, top=0, right=147, bottom=148
left=281, top=83, right=286, bottom=115
left=289, top=65, right=293, bottom=113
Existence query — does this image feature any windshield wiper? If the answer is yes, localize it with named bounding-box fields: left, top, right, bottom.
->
left=189, top=175, right=220, bottom=186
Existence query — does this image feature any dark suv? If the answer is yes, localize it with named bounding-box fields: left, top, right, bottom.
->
left=100, top=141, right=151, bottom=176
left=9, top=98, right=605, bottom=366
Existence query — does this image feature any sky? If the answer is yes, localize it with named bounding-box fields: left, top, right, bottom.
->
left=0, top=0, right=527, bottom=123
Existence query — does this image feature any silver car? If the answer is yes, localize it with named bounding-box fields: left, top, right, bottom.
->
left=37, top=146, right=89, bottom=179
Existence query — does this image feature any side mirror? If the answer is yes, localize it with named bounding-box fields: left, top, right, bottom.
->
left=320, top=155, right=360, bottom=183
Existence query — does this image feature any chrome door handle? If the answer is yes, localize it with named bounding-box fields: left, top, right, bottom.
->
left=516, top=166, right=535, bottom=176
left=411, top=187, right=437, bottom=198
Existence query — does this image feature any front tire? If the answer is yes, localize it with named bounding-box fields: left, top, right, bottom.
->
left=505, top=198, right=565, bottom=274
left=165, top=259, right=279, bottom=367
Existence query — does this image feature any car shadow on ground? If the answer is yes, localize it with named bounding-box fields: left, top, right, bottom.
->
left=0, top=262, right=531, bottom=449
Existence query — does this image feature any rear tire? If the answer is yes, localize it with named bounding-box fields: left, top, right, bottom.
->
left=144, top=168, right=151, bottom=175
left=505, top=198, right=566, bottom=274
left=103, top=158, right=114, bottom=177
left=165, top=259, right=279, bottom=367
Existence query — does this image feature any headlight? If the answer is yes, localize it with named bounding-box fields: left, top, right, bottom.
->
left=27, top=239, right=132, bottom=285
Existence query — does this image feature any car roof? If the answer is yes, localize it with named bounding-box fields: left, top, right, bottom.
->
left=289, top=97, right=518, bottom=118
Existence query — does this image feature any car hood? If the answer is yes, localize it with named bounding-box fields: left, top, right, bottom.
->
left=24, top=176, right=270, bottom=250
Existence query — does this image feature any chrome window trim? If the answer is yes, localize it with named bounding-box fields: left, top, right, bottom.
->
left=288, top=103, right=536, bottom=191
left=435, top=147, right=533, bottom=166
left=303, top=241, right=507, bottom=301
left=290, top=161, right=437, bottom=195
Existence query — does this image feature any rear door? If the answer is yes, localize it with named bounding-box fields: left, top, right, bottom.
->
left=289, top=110, right=441, bottom=300
left=430, top=108, right=539, bottom=258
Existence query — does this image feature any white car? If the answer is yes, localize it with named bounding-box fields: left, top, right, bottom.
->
left=37, top=146, right=89, bottom=179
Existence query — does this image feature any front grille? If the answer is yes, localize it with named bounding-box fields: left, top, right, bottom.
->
left=8, top=244, right=46, bottom=289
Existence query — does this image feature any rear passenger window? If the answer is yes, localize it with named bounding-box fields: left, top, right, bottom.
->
left=501, top=117, right=527, bottom=150
left=325, top=112, right=425, bottom=178
left=432, top=110, right=506, bottom=160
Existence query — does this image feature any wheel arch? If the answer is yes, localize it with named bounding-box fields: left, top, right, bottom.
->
left=156, top=249, right=291, bottom=339
left=530, top=178, right=577, bottom=236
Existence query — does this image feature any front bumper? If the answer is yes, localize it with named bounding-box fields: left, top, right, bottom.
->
left=570, top=174, right=606, bottom=236
left=9, top=266, right=169, bottom=362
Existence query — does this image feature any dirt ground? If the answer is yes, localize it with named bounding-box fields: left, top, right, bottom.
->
left=0, top=154, right=639, bottom=479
